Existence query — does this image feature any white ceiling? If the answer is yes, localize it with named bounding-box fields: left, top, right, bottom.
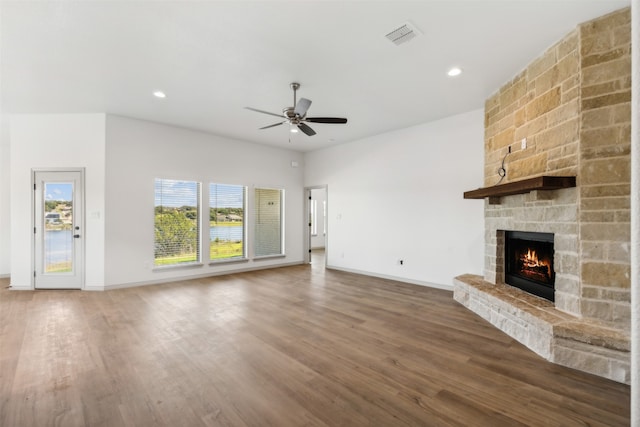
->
left=1, top=0, right=630, bottom=152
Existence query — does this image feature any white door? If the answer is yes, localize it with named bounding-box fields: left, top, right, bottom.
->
left=34, top=170, right=84, bottom=289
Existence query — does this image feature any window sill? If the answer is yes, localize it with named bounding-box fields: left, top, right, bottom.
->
left=209, top=258, right=249, bottom=266
left=153, top=262, right=204, bottom=272
left=253, top=254, right=286, bottom=261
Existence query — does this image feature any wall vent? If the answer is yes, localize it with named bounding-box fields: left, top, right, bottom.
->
left=385, top=22, right=421, bottom=46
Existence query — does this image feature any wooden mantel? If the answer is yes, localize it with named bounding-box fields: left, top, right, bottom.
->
left=463, top=176, right=576, bottom=199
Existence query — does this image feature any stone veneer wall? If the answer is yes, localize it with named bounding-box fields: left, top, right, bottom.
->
left=484, top=28, right=580, bottom=186
left=578, top=9, right=632, bottom=329
left=482, top=8, right=631, bottom=332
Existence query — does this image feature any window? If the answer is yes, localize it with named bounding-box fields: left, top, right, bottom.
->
left=254, top=188, right=284, bottom=257
left=209, top=183, right=246, bottom=261
left=154, top=179, right=200, bottom=266
left=310, top=199, right=318, bottom=236
left=323, top=200, right=327, bottom=235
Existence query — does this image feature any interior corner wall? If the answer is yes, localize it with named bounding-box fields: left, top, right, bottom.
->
left=9, top=114, right=106, bottom=289
left=0, top=115, right=11, bottom=277
left=104, top=115, right=304, bottom=288
left=303, top=109, right=485, bottom=289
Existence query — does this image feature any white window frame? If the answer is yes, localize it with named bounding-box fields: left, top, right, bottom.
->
left=153, top=178, right=202, bottom=269
left=209, top=183, right=248, bottom=264
left=310, top=199, right=318, bottom=236
left=322, top=200, right=327, bottom=236
left=254, top=187, right=285, bottom=259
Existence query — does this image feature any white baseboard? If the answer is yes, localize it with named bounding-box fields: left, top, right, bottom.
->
left=7, top=285, right=32, bottom=291
left=3, top=263, right=450, bottom=293
left=326, top=265, right=453, bottom=291
left=104, top=261, right=305, bottom=291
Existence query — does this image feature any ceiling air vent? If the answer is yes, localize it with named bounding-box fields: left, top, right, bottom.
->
left=385, top=22, right=421, bottom=46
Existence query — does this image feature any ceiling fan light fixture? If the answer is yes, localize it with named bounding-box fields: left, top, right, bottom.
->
left=153, top=91, right=167, bottom=98
left=447, top=67, right=462, bottom=77
left=290, top=128, right=299, bottom=133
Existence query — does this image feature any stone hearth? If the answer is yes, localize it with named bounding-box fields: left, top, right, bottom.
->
left=454, top=8, right=631, bottom=384
left=454, top=274, right=630, bottom=383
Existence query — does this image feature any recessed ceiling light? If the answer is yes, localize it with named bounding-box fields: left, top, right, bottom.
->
left=153, top=91, right=166, bottom=98
left=447, top=67, right=462, bottom=77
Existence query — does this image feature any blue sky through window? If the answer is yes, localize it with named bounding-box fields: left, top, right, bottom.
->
left=155, top=179, right=198, bottom=207
left=154, top=180, right=244, bottom=208
left=210, top=184, right=244, bottom=208
left=45, top=183, right=73, bottom=202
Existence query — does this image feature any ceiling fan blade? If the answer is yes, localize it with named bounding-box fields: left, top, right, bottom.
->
left=306, top=117, right=348, bottom=124
left=259, top=121, right=286, bottom=130
left=294, top=98, right=312, bottom=117
left=245, top=107, right=284, bottom=118
left=298, top=122, right=316, bottom=136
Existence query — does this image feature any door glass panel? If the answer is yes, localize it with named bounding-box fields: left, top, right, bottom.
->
left=43, top=182, right=74, bottom=273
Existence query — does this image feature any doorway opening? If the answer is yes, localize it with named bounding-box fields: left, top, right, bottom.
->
left=305, top=186, right=327, bottom=267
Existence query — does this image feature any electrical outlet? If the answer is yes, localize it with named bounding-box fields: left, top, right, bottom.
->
left=398, top=259, right=404, bottom=265
left=521, top=138, right=527, bottom=150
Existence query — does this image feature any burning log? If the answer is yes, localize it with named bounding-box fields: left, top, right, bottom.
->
left=517, top=248, right=550, bottom=281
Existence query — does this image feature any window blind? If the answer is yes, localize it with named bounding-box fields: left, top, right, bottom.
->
left=254, top=188, right=284, bottom=257
left=154, top=178, right=200, bottom=266
left=209, top=183, right=246, bottom=261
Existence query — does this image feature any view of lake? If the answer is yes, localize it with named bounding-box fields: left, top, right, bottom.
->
left=45, top=227, right=243, bottom=264
left=210, top=225, right=243, bottom=241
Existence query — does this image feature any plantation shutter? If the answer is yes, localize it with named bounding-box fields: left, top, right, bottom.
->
left=254, top=188, right=284, bottom=257
left=209, top=183, right=246, bottom=261
left=154, top=179, right=200, bottom=266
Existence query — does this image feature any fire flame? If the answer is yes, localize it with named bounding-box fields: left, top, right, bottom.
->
left=525, top=249, right=538, bottom=266
left=521, top=248, right=549, bottom=274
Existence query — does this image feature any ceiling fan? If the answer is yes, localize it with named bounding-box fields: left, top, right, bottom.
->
left=245, top=82, right=347, bottom=136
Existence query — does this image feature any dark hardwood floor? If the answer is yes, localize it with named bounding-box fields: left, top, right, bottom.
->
left=0, top=252, right=630, bottom=426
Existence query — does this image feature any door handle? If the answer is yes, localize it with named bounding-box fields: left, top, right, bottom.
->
left=74, top=234, right=81, bottom=238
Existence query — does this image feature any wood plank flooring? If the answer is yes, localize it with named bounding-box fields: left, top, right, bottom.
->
left=0, top=254, right=630, bottom=426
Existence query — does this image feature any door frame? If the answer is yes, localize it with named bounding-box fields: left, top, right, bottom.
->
left=304, top=185, right=328, bottom=265
left=32, top=168, right=86, bottom=289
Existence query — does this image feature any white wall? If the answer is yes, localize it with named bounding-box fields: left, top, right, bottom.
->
left=0, top=115, right=10, bottom=276
left=304, top=109, right=484, bottom=289
left=9, top=114, right=106, bottom=289
left=310, top=187, right=326, bottom=249
left=104, top=115, right=304, bottom=288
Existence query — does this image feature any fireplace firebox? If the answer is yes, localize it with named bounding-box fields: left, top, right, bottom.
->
left=504, top=231, right=555, bottom=302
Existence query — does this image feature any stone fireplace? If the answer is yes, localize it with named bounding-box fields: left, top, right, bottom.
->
left=454, top=8, right=631, bottom=383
